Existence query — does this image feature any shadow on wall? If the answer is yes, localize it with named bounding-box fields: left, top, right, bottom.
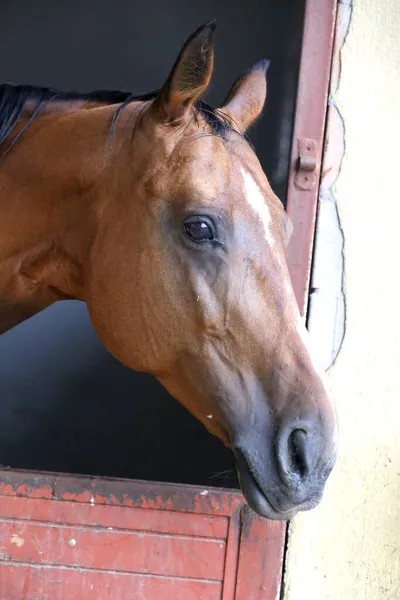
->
left=0, top=301, right=237, bottom=488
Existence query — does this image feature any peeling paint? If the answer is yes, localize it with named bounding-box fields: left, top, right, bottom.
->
left=10, top=533, right=25, bottom=547
left=307, top=0, right=352, bottom=370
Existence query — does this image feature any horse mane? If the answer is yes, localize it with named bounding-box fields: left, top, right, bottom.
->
left=0, top=82, right=239, bottom=152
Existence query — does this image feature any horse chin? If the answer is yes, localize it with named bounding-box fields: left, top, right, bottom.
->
left=234, top=449, right=298, bottom=521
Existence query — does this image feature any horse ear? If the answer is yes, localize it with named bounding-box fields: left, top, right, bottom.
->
left=221, top=59, right=270, bottom=132
left=152, top=20, right=216, bottom=124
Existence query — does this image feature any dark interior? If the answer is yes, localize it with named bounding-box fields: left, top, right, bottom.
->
left=0, top=0, right=305, bottom=489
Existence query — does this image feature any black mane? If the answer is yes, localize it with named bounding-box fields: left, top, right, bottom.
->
left=0, top=82, right=238, bottom=151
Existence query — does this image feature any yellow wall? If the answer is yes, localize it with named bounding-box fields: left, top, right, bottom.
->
left=284, top=1, right=400, bottom=599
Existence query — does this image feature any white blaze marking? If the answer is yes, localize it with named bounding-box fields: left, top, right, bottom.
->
left=241, top=167, right=274, bottom=246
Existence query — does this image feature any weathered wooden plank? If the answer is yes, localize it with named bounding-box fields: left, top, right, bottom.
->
left=0, top=495, right=228, bottom=539
left=0, top=563, right=222, bottom=600
left=0, top=519, right=226, bottom=580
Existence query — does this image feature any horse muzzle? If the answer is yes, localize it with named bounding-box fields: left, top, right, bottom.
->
left=233, top=422, right=337, bottom=520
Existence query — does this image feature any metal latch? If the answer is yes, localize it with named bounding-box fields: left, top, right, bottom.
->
left=294, top=138, right=318, bottom=191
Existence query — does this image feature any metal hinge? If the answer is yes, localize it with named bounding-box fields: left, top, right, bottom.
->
left=294, top=138, right=318, bottom=191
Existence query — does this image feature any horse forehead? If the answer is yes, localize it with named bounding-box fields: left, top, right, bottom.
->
left=166, top=134, right=232, bottom=197
left=183, top=135, right=230, bottom=176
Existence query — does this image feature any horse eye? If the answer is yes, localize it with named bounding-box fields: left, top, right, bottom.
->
left=183, top=216, right=215, bottom=243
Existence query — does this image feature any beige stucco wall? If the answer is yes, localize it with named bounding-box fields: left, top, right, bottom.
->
left=284, top=1, right=400, bottom=599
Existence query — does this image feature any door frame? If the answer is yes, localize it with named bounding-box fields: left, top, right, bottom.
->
left=281, top=0, right=338, bottom=594
left=286, top=0, right=338, bottom=316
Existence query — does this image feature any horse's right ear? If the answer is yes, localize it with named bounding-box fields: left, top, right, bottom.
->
left=221, top=59, right=269, bottom=133
left=151, top=21, right=216, bottom=124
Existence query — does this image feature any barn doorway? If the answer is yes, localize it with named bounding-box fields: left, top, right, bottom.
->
left=0, top=0, right=306, bottom=489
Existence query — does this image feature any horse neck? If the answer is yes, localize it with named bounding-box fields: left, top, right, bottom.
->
left=0, top=103, right=127, bottom=331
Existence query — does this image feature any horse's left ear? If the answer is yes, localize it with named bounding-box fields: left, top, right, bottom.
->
left=152, top=20, right=216, bottom=124
left=221, top=59, right=270, bottom=133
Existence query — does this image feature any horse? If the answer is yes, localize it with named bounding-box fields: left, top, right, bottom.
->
left=0, top=21, right=337, bottom=520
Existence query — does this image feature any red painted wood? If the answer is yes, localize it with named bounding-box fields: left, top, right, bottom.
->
left=1, top=565, right=222, bottom=600
left=235, top=510, right=285, bottom=600
left=286, top=0, right=338, bottom=315
left=0, top=470, right=243, bottom=515
left=0, top=495, right=228, bottom=539
left=220, top=507, right=241, bottom=600
left=0, top=469, right=285, bottom=599
left=0, top=520, right=226, bottom=579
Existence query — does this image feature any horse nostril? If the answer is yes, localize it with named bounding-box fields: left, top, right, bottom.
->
left=287, top=429, right=309, bottom=479
left=274, top=424, right=335, bottom=508
left=277, top=427, right=313, bottom=488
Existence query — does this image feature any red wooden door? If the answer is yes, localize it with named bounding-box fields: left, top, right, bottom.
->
left=0, top=469, right=285, bottom=599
